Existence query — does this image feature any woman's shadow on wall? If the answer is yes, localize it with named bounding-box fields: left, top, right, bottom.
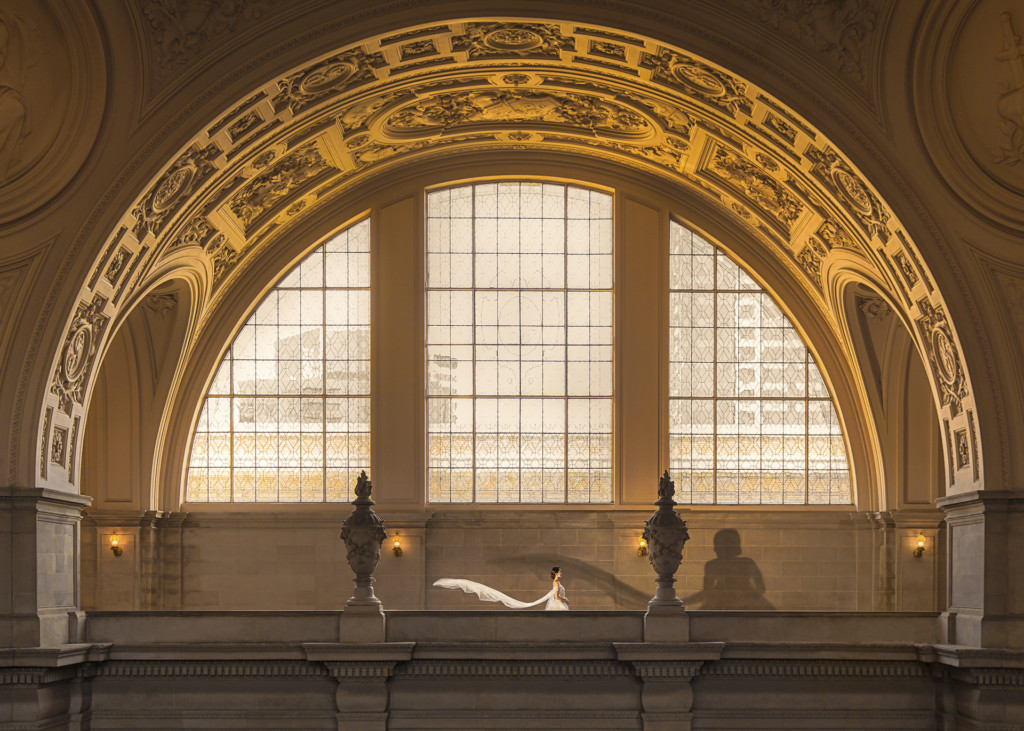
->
left=683, top=528, right=774, bottom=610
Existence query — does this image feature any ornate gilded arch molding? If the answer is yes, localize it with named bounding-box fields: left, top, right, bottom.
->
left=38, top=19, right=982, bottom=497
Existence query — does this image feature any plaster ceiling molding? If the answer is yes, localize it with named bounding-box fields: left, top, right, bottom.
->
left=739, top=0, right=883, bottom=88
left=913, top=1, right=1024, bottom=232
left=0, top=0, right=105, bottom=223
left=43, top=17, right=979, bottom=493
left=134, top=0, right=282, bottom=91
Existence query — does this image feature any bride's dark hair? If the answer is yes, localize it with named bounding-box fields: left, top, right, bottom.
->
left=551, top=566, right=560, bottom=579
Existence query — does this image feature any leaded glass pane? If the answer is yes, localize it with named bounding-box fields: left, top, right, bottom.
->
left=184, top=219, right=371, bottom=503
left=668, top=220, right=851, bottom=505
left=427, top=182, right=613, bottom=503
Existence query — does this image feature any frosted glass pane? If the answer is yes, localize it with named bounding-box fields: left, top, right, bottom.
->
left=185, top=219, right=370, bottom=503
left=668, top=219, right=850, bottom=505
left=427, top=182, right=613, bottom=503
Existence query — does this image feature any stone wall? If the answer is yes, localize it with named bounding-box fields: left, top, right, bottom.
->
left=80, top=509, right=943, bottom=613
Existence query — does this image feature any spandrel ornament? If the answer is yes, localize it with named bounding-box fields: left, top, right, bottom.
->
left=642, top=471, right=690, bottom=608
left=340, top=470, right=386, bottom=607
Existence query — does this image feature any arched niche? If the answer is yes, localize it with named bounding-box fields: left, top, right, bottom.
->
left=79, top=277, right=193, bottom=610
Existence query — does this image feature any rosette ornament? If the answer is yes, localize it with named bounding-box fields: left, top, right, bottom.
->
left=642, top=471, right=690, bottom=608
left=339, top=471, right=387, bottom=607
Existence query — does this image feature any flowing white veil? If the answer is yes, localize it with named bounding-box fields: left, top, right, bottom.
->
left=433, top=578, right=555, bottom=609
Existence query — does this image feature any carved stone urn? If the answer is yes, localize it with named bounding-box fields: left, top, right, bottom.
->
left=339, top=471, right=387, bottom=607
left=642, top=471, right=690, bottom=608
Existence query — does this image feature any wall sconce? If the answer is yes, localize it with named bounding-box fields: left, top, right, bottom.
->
left=109, top=532, right=123, bottom=557
left=913, top=534, right=925, bottom=558
left=637, top=536, right=648, bottom=557
left=392, top=535, right=403, bottom=558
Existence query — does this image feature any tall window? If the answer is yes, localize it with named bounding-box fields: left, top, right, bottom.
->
left=185, top=219, right=370, bottom=502
left=669, top=220, right=850, bottom=504
left=426, top=182, right=613, bottom=503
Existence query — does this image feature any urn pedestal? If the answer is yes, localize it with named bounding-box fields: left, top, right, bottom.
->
left=642, top=471, right=691, bottom=642
left=339, top=471, right=386, bottom=642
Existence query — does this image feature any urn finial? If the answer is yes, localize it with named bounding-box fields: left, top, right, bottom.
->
left=340, top=470, right=386, bottom=607
left=642, top=471, right=690, bottom=608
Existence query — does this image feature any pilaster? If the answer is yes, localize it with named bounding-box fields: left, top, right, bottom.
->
left=0, top=487, right=91, bottom=648
left=937, top=490, right=1024, bottom=648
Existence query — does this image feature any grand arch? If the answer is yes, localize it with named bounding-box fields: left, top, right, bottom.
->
left=29, top=17, right=981, bottom=506
left=3, top=1, right=1023, bottom=663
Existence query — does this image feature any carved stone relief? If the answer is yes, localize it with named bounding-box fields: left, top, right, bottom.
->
left=228, top=142, right=334, bottom=230
left=143, top=292, right=178, bottom=317
left=742, top=0, right=878, bottom=83
left=50, top=425, right=67, bottom=466
left=227, top=110, right=264, bottom=143
left=892, top=250, right=919, bottom=289
left=763, top=112, right=798, bottom=145
left=993, top=12, right=1024, bottom=166
left=206, top=234, right=240, bottom=287
left=796, top=237, right=829, bottom=288
left=641, top=49, right=753, bottom=117
left=103, top=247, right=132, bottom=287
left=806, top=145, right=890, bottom=240
left=817, top=218, right=859, bottom=252
left=383, top=89, right=652, bottom=139
left=39, top=406, right=51, bottom=479
left=0, top=1, right=102, bottom=223
left=915, top=298, right=969, bottom=418
left=169, top=215, right=218, bottom=249
left=954, top=427, right=970, bottom=470
left=67, top=415, right=79, bottom=482
left=857, top=296, right=891, bottom=322
left=50, top=294, right=109, bottom=416
left=705, top=145, right=803, bottom=232
left=137, top=0, right=272, bottom=81
left=132, top=143, right=220, bottom=241
left=451, top=22, right=575, bottom=59
left=271, top=47, right=386, bottom=115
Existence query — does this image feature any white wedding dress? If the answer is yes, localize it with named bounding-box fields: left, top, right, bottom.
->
left=434, top=578, right=569, bottom=610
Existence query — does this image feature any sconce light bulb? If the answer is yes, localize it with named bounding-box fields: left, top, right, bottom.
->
left=110, top=532, right=123, bottom=557
left=637, top=537, right=648, bottom=557
left=913, top=534, right=925, bottom=558
left=392, top=534, right=403, bottom=557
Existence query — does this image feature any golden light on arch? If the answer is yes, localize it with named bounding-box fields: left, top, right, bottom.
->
left=41, top=18, right=981, bottom=498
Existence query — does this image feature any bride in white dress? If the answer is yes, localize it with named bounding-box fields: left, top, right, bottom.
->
left=434, top=566, right=569, bottom=611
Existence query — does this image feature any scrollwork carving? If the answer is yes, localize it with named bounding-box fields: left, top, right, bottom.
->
left=743, top=0, right=877, bottom=83
left=893, top=250, right=919, bottom=289
left=384, top=89, right=651, bottom=138
left=796, top=237, right=829, bottom=288
left=50, top=426, right=67, bottom=467
left=451, top=22, right=574, bottom=60
left=642, top=50, right=752, bottom=117
left=915, top=298, right=969, bottom=417
left=50, top=294, right=109, bottom=416
left=132, top=142, right=220, bottom=241
left=228, top=143, right=334, bottom=229
left=138, top=0, right=271, bottom=79
left=954, top=428, right=970, bottom=470
left=205, top=234, right=239, bottom=287
left=806, top=145, right=890, bottom=240
left=707, top=146, right=803, bottom=231
left=104, top=248, right=132, bottom=287
left=271, top=47, right=385, bottom=115
left=169, top=216, right=217, bottom=249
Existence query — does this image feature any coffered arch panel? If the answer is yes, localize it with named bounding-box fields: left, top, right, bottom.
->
left=35, top=17, right=982, bottom=504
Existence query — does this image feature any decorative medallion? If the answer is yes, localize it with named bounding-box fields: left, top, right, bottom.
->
left=993, top=12, right=1024, bottom=166
left=132, top=142, right=220, bottom=241
left=642, top=50, right=752, bottom=117
left=915, top=298, right=969, bottom=417
left=50, top=294, right=109, bottom=415
left=806, top=145, right=890, bottom=241
left=451, top=22, right=574, bottom=59
left=271, top=47, right=386, bottom=115
left=228, top=143, right=334, bottom=230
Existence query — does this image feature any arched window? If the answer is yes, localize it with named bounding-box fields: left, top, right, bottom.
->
left=668, top=220, right=850, bottom=504
left=185, top=219, right=370, bottom=502
left=426, top=182, right=613, bottom=503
